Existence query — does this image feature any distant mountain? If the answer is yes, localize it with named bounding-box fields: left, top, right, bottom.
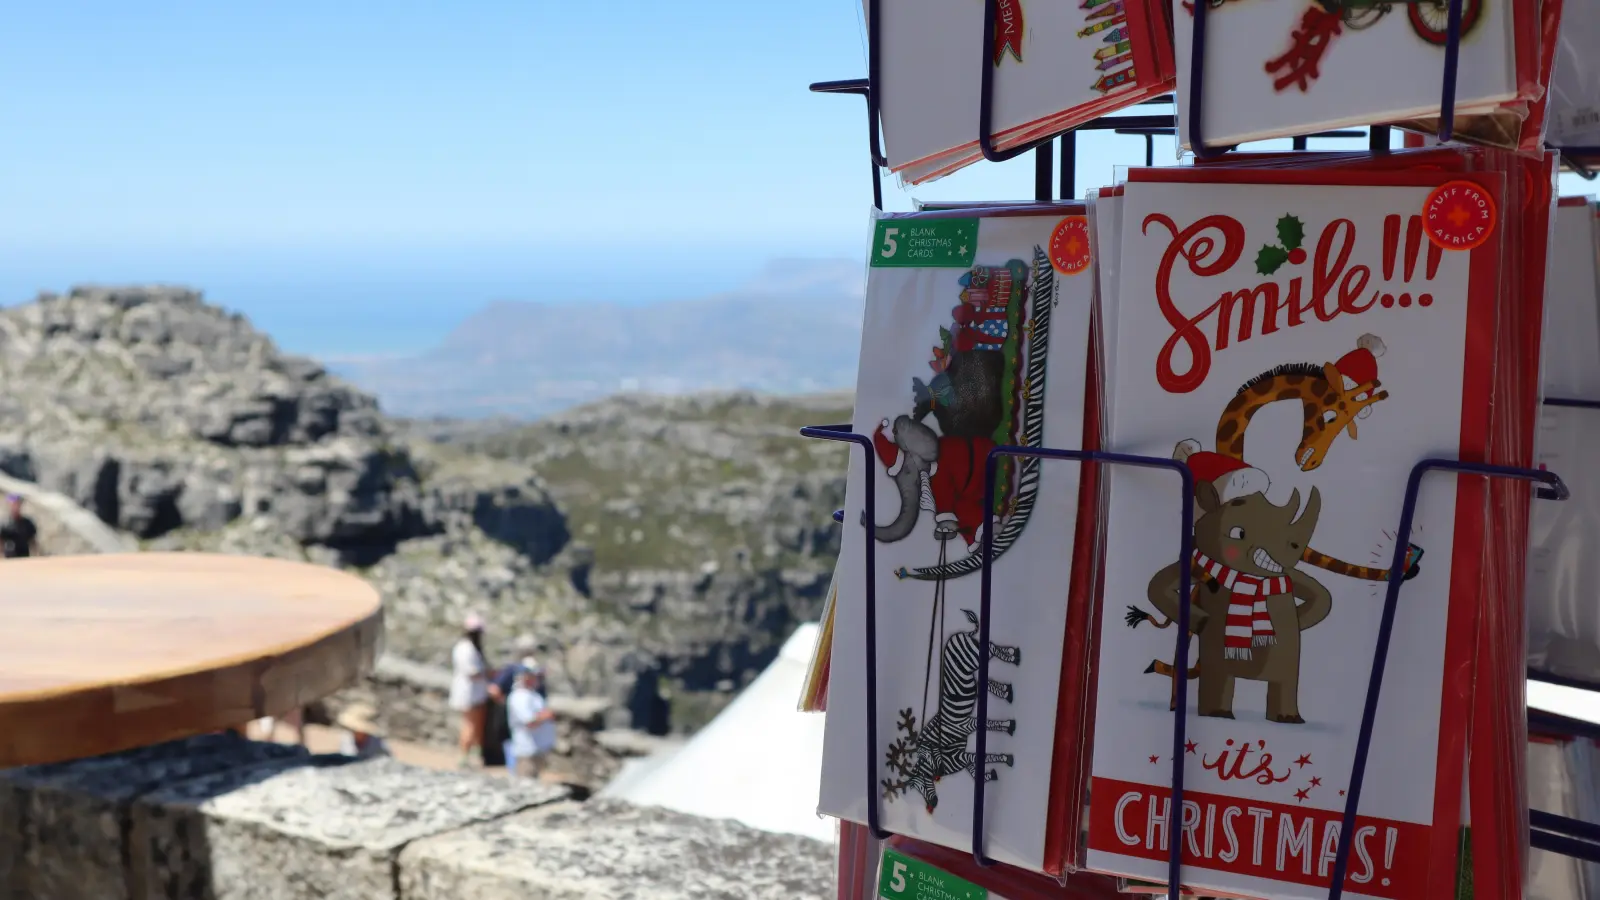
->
left=333, top=258, right=866, bottom=419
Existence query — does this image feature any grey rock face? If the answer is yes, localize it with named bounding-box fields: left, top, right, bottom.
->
left=0, top=284, right=847, bottom=734
left=397, top=799, right=833, bottom=900
left=132, top=756, right=568, bottom=900
left=0, top=733, right=306, bottom=900
left=0, top=285, right=562, bottom=552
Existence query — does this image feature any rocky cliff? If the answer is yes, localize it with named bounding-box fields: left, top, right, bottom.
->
left=0, top=286, right=848, bottom=733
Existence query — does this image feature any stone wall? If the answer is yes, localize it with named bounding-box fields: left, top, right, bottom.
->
left=0, top=733, right=832, bottom=900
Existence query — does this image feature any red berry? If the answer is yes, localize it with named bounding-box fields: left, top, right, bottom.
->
left=1288, top=248, right=1307, bottom=265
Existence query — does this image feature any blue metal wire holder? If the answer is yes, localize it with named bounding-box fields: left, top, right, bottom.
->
left=1322, top=459, right=1567, bottom=899
left=801, top=423, right=891, bottom=840
left=1545, top=397, right=1600, bottom=412
left=1527, top=710, right=1600, bottom=862
left=1558, top=149, right=1600, bottom=181
left=970, top=447, right=1196, bottom=887
left=811, top=426, right=1569, bottom=895
left=1187, top=0, right=1466, bottom=156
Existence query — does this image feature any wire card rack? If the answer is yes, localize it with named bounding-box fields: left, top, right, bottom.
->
left=806, top=423, right=1569, bottom=899
left=803, top=2, right=1600, bottom=895
left=1528, top=397, right=1600, bottom=695
left=818, top=0, right=1597, bottom=204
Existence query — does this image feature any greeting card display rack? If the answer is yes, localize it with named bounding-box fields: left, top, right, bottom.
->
left=804, top=1, right=1600, bottom=896
left=1528, top=396, right=1600, bottom=694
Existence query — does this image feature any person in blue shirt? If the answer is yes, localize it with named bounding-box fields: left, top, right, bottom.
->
left=485, top=637, right=538, bottom=768
left=504, top=659, right=556, bottom=779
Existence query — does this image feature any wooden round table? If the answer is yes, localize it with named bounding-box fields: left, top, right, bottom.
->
left=0, top=553, right=383, bottom=767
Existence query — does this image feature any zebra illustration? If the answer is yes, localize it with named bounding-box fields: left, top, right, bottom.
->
left=883, top=609, right=1022, bottom=813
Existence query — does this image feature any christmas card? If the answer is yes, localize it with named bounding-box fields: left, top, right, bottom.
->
left=1526, top=733, right=1600, bottom=900
left=1550, top=0, right=1600, bottom=149
left=1174, top=0, right=1530, bottom=149
left=1528, top=197, right=1600, bottom=686
left=818, top=207, right=1098, bottom=872
left=1084, top=170, right=1505, bottom=899
left=869, top=0, right=1173, bottom=184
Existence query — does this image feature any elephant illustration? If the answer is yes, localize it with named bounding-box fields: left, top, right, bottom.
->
left=865, top=414, right=940, bottom=543
left=1143, top=473, right=1330, bottom=724
left=871, top=350, right=1012, bottom=546
left=862, top=250, right=1054, bottom=577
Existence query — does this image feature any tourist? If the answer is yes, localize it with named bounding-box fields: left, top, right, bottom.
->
left=505, top=659, right=556, bottom=779
left=485, top=635, right=538, bottom=769
left=336, top=703, right=391, bottom=759
left=449, top=613, right=491, bottom=768
left=1, top=495, right=40, bottom=558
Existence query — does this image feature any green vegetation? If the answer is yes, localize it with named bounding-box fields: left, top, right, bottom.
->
left=429, top=393, right=853, bottom=573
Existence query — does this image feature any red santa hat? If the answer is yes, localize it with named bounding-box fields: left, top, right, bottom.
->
left=1183, top=449, right=1269, bottom=505
left=1333, top=334, right=1386, bottom=389
left=872, top=419, right=905, bottom=477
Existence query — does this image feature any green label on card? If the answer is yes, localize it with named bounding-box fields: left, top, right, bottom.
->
left=871, top=219, right=980, bottom=268
left=878, top=849, right=987, bottom=900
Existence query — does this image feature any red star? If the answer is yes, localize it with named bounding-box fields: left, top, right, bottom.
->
left=1185, top=740, right=1198, bottom=755
left=1294, top=754, right=1313, bottom=768
left=1294, top=788, right=1310, bottom=803
left=1338, top=790, right=1346, bottom=797
left=1309, top=776, right=1322, bottom=788
left=1149, top=755, right=1160, bottom=764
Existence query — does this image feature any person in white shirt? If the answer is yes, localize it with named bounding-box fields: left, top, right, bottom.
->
left=505, top=658, right=557, bottom=779
left=336, top=703, right=391, bottom=760
left=448, top=613, right=491, bottom=769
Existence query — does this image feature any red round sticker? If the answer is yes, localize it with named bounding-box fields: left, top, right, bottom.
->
left=1049, top=216, right=1092, bottom=275
left=1422, top=180, right=1497, bottom=252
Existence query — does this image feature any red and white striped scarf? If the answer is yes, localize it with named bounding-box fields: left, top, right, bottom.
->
left=1193, top=549, right=1291, bottom=661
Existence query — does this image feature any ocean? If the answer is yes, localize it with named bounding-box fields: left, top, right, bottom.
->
left=0, top=241, right=808, bottom=359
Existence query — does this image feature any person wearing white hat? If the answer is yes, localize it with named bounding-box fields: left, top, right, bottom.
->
left=336, top=703, right=391, bottom=760
left=505, top=658, right=556, bottom=779
left=485, top=635, right=540, bottom=770
left=448, top=613, right=491, bottom=769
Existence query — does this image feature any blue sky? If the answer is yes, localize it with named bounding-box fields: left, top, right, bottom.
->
left=0, top=2, right=1590, bottom=355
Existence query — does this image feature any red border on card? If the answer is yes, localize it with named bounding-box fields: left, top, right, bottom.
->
left=1092, top=166, right=1503, bottom=900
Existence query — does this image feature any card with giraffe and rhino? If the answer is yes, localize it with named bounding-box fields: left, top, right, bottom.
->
left=818, top=206, right=1099, bottom=873
left=1084, top=171, right=1508, bottom=899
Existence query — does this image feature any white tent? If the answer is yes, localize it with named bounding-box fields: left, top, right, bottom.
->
left=600, top=622, right=835, bottom=843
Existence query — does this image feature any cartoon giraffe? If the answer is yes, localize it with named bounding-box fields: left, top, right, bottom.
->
left=1133, top=334, right=1422, bottom=699
left=1209, top=333, right=1409, bottom=583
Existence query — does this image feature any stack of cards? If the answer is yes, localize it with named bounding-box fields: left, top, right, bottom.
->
left=817, top=205, right=1100, bottom=873
left=1550, top=0, right=1600, bottom=152
left=1081, top=147, right=1557, bottom=898
left=1175, top=0, right=1542, bottom=150
left=869, top=0, right=1176, bottom=185
left=1528, top=197, right=1600, bottom=687
left=1526, top=728, right=1600, bottom=900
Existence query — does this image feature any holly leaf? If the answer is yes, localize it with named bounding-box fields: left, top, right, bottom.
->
left=1255, top=244, right=1290, bottom=276
left=1277, top=214, right=1305, bottom=252
left=939, top=326, right=952, bottom=346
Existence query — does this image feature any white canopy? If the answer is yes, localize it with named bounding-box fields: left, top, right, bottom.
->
left=601, top=622, right=834, bottom=843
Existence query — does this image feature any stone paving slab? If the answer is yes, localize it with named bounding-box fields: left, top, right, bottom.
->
left=397, top=798, right=833, bottom=900
left=0, top=733, right=307, bottom=900
left=132, top=755, right=568, bottom=900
